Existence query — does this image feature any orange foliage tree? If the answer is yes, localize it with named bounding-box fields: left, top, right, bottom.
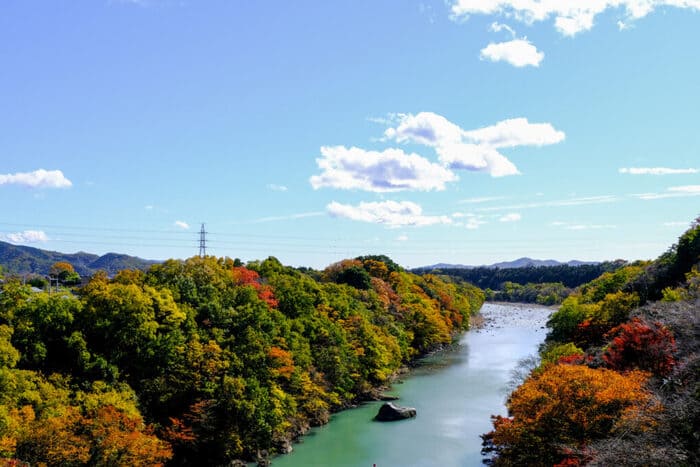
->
left=482, top=364, right=660, bottom=465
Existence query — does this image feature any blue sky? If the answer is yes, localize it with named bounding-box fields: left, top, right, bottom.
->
left=1, top=0, right=699, bottom=269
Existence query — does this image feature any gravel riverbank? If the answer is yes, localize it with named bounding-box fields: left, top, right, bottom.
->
left=475, top=302, right=554, bottom=334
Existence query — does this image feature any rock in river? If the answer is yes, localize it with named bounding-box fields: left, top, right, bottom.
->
left=374, top=402, right=416, bottom=422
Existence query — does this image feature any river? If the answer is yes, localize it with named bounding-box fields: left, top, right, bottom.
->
left=271, top=303, right=552, bottom=467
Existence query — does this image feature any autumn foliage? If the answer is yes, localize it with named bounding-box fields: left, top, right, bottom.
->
left=483, top=365, right=659, bottom=466
left=603, top=317, right=677, bottom=376
left=0, top=254, right=484, bottom=465
left=231, top=266, right=279, bottom=308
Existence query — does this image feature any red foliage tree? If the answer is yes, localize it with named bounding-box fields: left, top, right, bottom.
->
left=603, top=318, right=677, bottom=376
left=231, top=266, right=260, bottom=287
left=231, top=266, right=278, bottom=308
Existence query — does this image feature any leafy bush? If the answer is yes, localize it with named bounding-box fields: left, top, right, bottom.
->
left=603, top=318, right=677, bottom=377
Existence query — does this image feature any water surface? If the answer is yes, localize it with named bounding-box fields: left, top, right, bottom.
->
left=272, top=303, right=551, bottom=467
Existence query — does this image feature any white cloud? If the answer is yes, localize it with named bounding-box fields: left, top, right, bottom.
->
left=464, top=117, right=565, bottom=148
left=664, top=221, right=689, bottom=227
left=669, top=185, right=700, bottom=193
left=480, top=39, right=544, bottom=67
left=477, top=194, right=618, bottom=211
left=310, top=145, right=457, bottom=192
left=385, top=112, right=463, bottom=146
left=632, top=192, right=671, bottom=200
left=465, top=217, right=487, bottom=229
left=397, top=234, right=409, bottom=241
left=550, top=221, right=616, bottom=230
left=438, top=142, right=521, bottom=176
left=620, top=167, right=698, bottom=175
left=327, top=200, right=453, bottom=227
left=267, top=184, right=288, bottom=192
left=0, top=169, right=72, bottom=188
left=241, top=211, right=325, bottom=224
left=452, top=212, right=488, bottom=229
left=565, top=224, right=617, bottom=230
left=632, top=185, right=700, bottom=199
left=4, top=230, right=49, bottom=243
left=617, top=20, right=632, bottom=30
left=450, top=1, right=700, bottom=36
left=490, top=21, right=516, bottom=37
left=174, top=221, right=190, bottom=230
left=551, top=195, right=618, bottom=206
left=459, top=196, right=507, bottom=204
left=384, top=112, right=564, bottom=177
left=499, top=212, right=522, bottom=222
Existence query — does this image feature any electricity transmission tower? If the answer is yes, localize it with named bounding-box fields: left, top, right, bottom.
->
left=198, top=223, right=207, bottom=257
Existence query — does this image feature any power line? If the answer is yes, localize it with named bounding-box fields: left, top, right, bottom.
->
left=0, top=220, right=616, bottom=261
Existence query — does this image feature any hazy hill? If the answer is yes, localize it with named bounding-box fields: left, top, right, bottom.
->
left=419, top=257, right=598, bottom=270
left=0, top=241, right=158, bottom=277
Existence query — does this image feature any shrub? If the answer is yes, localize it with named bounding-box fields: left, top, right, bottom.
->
left=603, top=317, right=677, bottom=377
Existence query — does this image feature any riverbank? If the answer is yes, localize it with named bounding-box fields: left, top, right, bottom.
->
left=271, top=303, right=554, bottom=467
left=475, top=302, right=553, bottom=333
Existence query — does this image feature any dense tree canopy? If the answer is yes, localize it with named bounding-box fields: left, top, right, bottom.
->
left=0, top=254, right=484, bottom=465
left=420, top=262, right=625, bottom=290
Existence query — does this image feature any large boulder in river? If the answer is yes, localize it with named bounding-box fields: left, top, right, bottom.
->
left=374, top=402, right=416, bottom=421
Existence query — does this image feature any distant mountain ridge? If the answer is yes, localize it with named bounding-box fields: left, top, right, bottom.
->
left=419, top=257, right=599, bottom=270
left=0, top=241, right=159, bottom=277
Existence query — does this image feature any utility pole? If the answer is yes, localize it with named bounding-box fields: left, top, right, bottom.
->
left=198, top=223, right=207, bottom=257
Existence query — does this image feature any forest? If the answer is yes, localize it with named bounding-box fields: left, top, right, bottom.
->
left=1, top=219, right=697, bottom=466
left=0, top=254, right=483, bottom=465
left=418, top=262, right=627, bottom=305
left=482, top=218, right=700, bottom=465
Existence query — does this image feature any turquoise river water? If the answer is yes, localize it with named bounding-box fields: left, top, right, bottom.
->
left=270, top=303, right=552, bottom=467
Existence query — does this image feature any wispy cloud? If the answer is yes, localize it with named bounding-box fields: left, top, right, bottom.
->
left=490, top=21, right=516, bottom=37
left=244, top=211, right=325, bottom=224
left=620, top=167, right=698, bottom=175
left=480, top=38, right=544, bottom=67
left=449, top=1, right=700, bottom=36
left=551, top=195, right=619, bottom=207
left=451, top=212, right=489, bottom=229
left=266, top=184, right=288, bottom=192
left=566, top=224, right=617, bottom=231
left=327, top=200, right=452, bottom=227
left=632, top=185, right=700, bottom=200
left=310, top=145, right=457, bottom=192
left=551, top=221, right=616, bottom=231
left=669, top=185, right=700, bottom=193
left=464, top=217, right=487, bottom=229
left=0, top=169, right=72, bottom=188
left=459, top=196, right=507, bottom=204
left=477, top=195, right=618, bottom=212
left=3, top=230, right=49, bottom=243
left=174, top=221, right=190, bottom=230
left=499, top=212, right=522, bottom=222
left=664, top=221, right=690, bottom=227
left=396, top=234, right=409, bottom=241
